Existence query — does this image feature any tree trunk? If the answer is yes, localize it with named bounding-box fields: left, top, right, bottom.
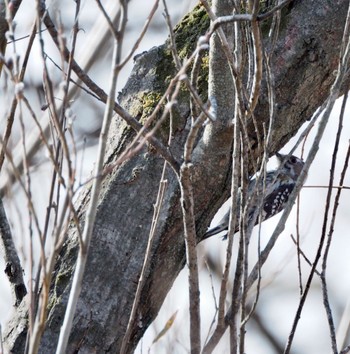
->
left=3, top=1, right=350, bottom=353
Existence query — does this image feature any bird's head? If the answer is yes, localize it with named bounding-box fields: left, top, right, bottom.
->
left=276, top=152, right=305, bottom=180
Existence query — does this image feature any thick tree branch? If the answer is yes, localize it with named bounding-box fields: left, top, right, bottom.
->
left=3, top=1, right=350, bottom=353
left=0, top=197, right=26, bottom=305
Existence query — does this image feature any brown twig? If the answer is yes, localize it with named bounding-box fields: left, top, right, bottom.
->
left=41, top=10, right=179, bottom=173
left=28, top=4, right=83, bottom=349
left=289, top=234, right=321, bottom=277
left=0, top=18, right=37, bottom=172
left=120, top=54, right=173, bottom=350
left=320, top=91, right=350, bottom=354
left=284, top=4, right=350, bottom=351
left=257, top=0, right=294, bottom=21
left=0, top=0, right=30, bottom=313
left=56, top=1, right=130, bottom=352
left=179, top=164, right=201, bottom=353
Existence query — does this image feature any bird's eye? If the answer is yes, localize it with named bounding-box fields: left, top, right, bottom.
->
left=290, top=156, right=297, bottom=164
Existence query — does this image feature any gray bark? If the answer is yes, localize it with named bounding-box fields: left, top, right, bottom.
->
left=3, top=0, right=350, bottom=353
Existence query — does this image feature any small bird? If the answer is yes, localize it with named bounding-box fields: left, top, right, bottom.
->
left=203, top=152, right=305, bottom=240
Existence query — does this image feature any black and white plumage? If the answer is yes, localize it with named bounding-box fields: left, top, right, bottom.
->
left=203, top=153, right=305, bottom=240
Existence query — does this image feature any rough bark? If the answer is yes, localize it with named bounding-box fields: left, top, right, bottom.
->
left=3, top=0, right=350, bottom=353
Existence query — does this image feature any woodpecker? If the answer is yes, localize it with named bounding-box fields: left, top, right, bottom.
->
left=203, top=152, right=305, bottom=240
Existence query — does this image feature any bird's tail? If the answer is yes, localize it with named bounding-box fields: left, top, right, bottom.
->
left=202, top=224, right=228, bottom=241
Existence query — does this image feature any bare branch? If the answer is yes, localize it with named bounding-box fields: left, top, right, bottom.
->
left=284, top=3, right=350, bottom=351
left=320, top=90, right=350, bottom=354
left=55, top=0, right=128, bottom=350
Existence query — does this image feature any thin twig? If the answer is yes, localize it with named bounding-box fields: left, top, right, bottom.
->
left=29, top=5, right=82, bottom=349
left=203, top=260, right=219, bottom=345
left=202, top=36, right=347, bottom=349
left=101, top=36, right=213, bottom=176
left=55, top=1, right=128, bottom=351
left=289, top=234, right=321, bottom=277
left=120, top=95, right=172, bottom=351
left=200, top=0, right=239, bottom=80
left=0, top=4, right=178, bottom=194
left=257, top=0, right=294, bottom=21
left=340, top=345, right=350, bottom=354
left=246, top=0, right=263, bottom=118
left=27, top=2, right=71, bottom=352
left=337, top=282, right=350, bottom=353
left=303, top=185, right=350, bottom=189
left=284, top=4, right=350, bottom=351
left=94, top=0, right=119, bottom=39
left=0, top=19, right=37, bottom=172
left=0, top=5, right=30, bottom=307
left=179, top=112, right=208, bottom=353
left=334, top=143, right=350, bottom=351
left=41, top=11, right=179, bottom=173
left=320, top=90, right=349, bottom=354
